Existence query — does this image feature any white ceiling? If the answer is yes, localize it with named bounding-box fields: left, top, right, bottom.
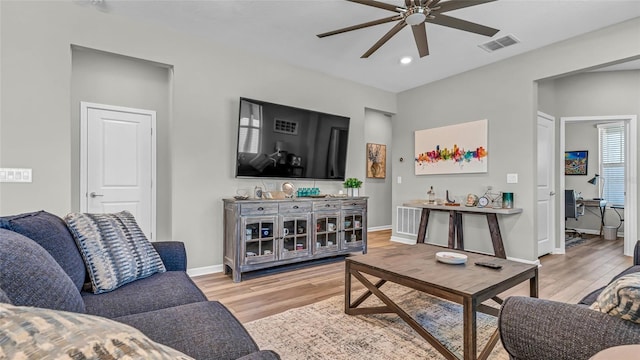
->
left=91, top=0, right=640, bottom=93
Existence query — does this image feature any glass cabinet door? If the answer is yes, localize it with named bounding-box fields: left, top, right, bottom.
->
left=343, top=210, right=365, bottom=249
left=242, top=216, right=277, bottom=264
left=280, top=215, right=311, bottom=259
left=314, top=212, right=340, bottom=253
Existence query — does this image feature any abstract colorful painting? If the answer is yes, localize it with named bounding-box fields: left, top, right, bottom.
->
left=414, top=119, right=488, bottom=175
left=565, top=151, right=588, bottom=175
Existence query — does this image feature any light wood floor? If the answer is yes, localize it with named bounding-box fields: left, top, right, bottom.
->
left=192, top=230, right=632, bottom=323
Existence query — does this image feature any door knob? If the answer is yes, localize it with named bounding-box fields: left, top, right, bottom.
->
left=89, top=192, right=104, bottom=198
left=549, top=191, right=556, bottom=196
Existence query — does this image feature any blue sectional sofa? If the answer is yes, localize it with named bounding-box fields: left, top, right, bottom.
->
left=0, top=210, right=278, bottom=360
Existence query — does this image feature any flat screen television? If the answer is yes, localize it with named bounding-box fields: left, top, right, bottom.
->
left=235, top=98, right=350, bottom=180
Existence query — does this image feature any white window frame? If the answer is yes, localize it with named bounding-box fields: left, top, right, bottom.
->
left=598, top=122, right=625, bottom=206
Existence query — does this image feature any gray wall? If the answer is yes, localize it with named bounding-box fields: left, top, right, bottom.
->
left=392, top=18, right=640, bottom=262
left=70, top=47, right=173, bottom=239
left=0, top=1, right=396, bottom=271
left=364, top=109, right=393, bottom=228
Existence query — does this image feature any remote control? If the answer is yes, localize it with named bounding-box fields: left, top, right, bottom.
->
left=475, top=261, right=502, bottom=269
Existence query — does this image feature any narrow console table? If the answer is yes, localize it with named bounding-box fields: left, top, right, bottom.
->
left=404, top=201, right=523, bottom=259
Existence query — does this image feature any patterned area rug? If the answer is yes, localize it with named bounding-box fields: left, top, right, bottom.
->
left=245, top=283, right=509, bottom=360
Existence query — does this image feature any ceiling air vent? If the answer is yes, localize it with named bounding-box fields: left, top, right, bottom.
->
left=274, top=118, right=298, bottom=135
left=479, top=34, right=520, bottom=53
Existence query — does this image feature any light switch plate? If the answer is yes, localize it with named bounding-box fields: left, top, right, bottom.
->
left=0, top=168, right=32, bottom=183
left=506, top=173, right=518, bottom=184
left=397, top=176, right=402, bottom=184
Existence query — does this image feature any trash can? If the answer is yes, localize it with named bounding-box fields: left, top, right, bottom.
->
left=603, top=226, right=617, bottom=240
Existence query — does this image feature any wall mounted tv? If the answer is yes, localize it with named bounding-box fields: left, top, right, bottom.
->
left=235, top=98, right=350, bottom=180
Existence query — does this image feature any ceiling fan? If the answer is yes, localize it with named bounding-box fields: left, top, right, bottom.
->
left=317, top=0, right=499, bottom=58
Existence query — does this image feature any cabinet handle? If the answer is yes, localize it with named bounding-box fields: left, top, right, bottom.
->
left=258, top=207, right=264, bottom=211
left=293, top=205, right=299, bottom=209
left=325, top=204, right=331, bottom=207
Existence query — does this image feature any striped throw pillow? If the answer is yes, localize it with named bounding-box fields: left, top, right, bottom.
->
left=590, top=272, right=640, bottom=324
left=65, top=211, right=166, bottom=294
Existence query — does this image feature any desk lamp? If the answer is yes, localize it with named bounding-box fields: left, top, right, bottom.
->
left=587, top=174, right=604, bottom=200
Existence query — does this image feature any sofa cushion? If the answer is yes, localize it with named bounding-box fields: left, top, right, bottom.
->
left=0, top=228, right=85, bottom=313
left=65, top=211, right=166, bottom=294
left=116, top=301, right=261, bottom=360
left=82, top=271, right=206, bottom=318
left=0, top=210, right=86, bottom=291
left=579, top=265, right=640, bottom=305
left=590, top=272, right=640, bottom=323
left=0, top=302, right=194, bottom=360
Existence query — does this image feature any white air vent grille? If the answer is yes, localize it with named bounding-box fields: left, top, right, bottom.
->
left=479, top=34, right=520, bottom=53
left=274, top=118, right=298, bottom=135
left=396, top=206, right=423, bottom=236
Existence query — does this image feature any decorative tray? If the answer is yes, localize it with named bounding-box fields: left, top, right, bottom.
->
left=435, top=252, right=468, bottom=265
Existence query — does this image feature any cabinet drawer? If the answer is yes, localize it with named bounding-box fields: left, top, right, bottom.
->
left=279, top=202, right=312, bottom=214
left=342, top=200, right=367, bottom=209
left=240, top=203, right=279, bottom=216
left=313, top=201, right=341, bottom=212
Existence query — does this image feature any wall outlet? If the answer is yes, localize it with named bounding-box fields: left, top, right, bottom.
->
left=0, top=168, right=32, bottom=183
left=507, top=173, right=518, bottom=184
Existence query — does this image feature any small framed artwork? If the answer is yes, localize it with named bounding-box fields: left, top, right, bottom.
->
left=366, top=143, right=386, bottom=178
left=565, top=151, right=588, bottom=175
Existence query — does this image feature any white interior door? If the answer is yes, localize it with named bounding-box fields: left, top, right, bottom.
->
left=537, top=112, right=555, bottom=256
left=81, top=102, right=156, bottom=240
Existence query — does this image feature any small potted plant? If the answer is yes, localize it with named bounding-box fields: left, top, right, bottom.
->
left=343, top=177, right=363, bottom=197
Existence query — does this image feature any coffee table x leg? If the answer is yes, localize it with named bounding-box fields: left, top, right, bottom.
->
left=345, top=260, right=537, bottom=360
left=345, top=262, right=460, bottom=359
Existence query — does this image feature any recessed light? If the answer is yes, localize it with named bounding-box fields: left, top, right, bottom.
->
left=400, top=56, right=413, bottom=65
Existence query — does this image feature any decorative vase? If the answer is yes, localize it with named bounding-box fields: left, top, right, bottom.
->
left=370, top=162, right=382, bottom=177
left=347, top=188, right=353, bottom=197
left=353, top=188, right=359, bottom=197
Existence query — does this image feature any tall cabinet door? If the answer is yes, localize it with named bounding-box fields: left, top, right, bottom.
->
left=242, top=215, right=278, bottom=264
left=342, top=209, right=365, bottom=250
left=280, top=213, right=311, bottom=259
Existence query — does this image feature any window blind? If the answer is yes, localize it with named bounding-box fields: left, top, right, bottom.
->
left=598, top=124, right=625, bottom=206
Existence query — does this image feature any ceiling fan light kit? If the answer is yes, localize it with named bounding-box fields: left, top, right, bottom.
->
left=318, top=0, right=500, bottom=59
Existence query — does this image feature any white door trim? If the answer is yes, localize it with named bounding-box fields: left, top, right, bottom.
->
left=559, top=115, right=637, bottom=256
left=80, top=101, right=157, bottom=240
left=537, top=111, right=556, bottom=257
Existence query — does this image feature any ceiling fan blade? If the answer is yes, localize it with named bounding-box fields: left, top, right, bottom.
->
left=347, top=0, right=400, bottom=13
left=362, top=21, right=407, bottom=58
left=427, top=13, right=499, bottom=37
left=437, top=0, right=497, bottom=13
left=317, top=15, right=402, bottom=38
left=411, top=23, right=430, bottom=57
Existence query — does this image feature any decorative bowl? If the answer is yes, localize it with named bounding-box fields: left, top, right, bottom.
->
left=435, top=252, right=468, bottom=265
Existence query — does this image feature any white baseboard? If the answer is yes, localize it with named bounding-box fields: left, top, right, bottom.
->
left=390, top=235, right=416, bottom=244
left=368, top=225, right=392, bottom=232
left=187, top=264, right=223, bottom=277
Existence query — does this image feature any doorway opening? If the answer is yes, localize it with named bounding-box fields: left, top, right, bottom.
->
left=560, top=115, right=637, bottom=256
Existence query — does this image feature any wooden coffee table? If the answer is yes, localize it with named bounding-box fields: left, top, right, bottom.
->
left=345, top=243, right=538, bottom=360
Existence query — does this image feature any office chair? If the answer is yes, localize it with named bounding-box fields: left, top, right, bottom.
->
left=565, top=189, right=584, bottom=239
